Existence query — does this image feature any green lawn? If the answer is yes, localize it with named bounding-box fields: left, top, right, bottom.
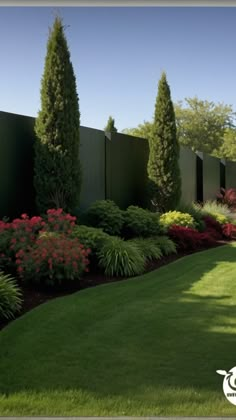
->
left=1, top=243, right=236, bottom=416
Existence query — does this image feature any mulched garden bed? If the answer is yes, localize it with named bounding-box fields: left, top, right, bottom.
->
left=0, top=240, right=229, bottom=332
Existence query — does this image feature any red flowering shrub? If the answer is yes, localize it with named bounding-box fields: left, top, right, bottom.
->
left=202, top=215, right=223, bottom=240
left=42, top=208, right=76, bottom=234
left=168, top=225, right=217, bottom=251
left=16, top=235, right=90, bottom=286
left=222, top=223, right=236, bottom=240
left=217, top=188, right=236, bottom=210
left=0, top=209, right=77, bottom=274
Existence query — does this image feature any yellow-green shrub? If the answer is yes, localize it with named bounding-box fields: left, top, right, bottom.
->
left=160, top=210, right=196, bottom=229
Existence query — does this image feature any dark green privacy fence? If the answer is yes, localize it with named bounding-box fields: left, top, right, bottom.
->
left=0, top=111, right=235, bottom=219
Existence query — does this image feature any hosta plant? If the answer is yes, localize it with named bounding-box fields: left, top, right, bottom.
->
left=0, top=272, right=22, bottom=320
left=98, top=236, right=145, bottom=277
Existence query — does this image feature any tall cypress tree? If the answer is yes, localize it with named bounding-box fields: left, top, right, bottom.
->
left=104, top=116, right=118, bottom=133
left=34, top=17, right=81, bottom=214
left=148, top=72, right=181, bottom=212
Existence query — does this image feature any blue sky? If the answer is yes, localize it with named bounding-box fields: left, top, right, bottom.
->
left=0, top=7, right=236, bottom=131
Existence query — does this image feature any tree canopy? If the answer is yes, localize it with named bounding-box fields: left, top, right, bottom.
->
left=34, top=17, right=81, bottom=213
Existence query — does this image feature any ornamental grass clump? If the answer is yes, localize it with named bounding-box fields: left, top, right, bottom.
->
left=0, top=271, right=22, bottom=320
left=98, top=236, right=145, bottom=277
left=15, top=235, right=91, bottom=287
left=151, top=235, right=177, bottom=255
left=128, top=238, right=163, bottom=261
left=194, top=201, right=232, bottom=224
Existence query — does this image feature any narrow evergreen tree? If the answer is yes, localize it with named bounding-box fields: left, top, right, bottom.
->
left=34, top=17, right=81, bottom=214
left=148, top=72, right=181, bottom=212
left=104, top=116, right=118, bottom=133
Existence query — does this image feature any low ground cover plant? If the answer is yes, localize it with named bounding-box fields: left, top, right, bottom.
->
left=122, top=205, right=161, bottom=238
left=160, top=210, right=196, bottom=229
left=83, top=200, right=124, bottom=236
left=0, top=271, right=22, bottom=320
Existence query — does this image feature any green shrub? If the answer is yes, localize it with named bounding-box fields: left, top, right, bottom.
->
left=84, top=200, right=124, bottom=236
left=98, top=236, right=145, bottom=277
left=176, top=202, right=206, bottom=232
left=123, top=205, right=161, bottom=238
left=70, top=225, right=110, bottom=254
left=151, top=236, right=177, bottom=255
left=160, top=210, right=196, bottom=229
left=129, top=238, right=163, bottom=261
left=0, top=272, right=22, bottom=320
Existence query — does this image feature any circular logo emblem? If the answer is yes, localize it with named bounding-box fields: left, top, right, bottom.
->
left=217, top=367, right=236, bottom=405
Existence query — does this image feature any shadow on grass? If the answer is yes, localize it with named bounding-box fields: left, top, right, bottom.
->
left=1, top=244, right=236, bottom=400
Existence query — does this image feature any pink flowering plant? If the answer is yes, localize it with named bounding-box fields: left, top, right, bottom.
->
left=15, top=235, right=91, bottom=286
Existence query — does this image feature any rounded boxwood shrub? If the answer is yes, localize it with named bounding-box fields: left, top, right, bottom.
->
left=70, top=225, right=110, bottom=254
left=98, top=236, right=145, bottom=277
left=160, top=210, right=196, bottom=229
left=128, top=238, right=163, bottom=261
left=83, top=200, right=124, bottom=236
left=122, top=205, right=161, bottom=238
left=0, top=272, right=22, bottom=321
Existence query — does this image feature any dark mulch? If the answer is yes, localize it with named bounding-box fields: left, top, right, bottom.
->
left=0, top=240, right=229, bottom=332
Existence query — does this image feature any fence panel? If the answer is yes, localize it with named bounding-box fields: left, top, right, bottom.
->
left=202, top=152, right=221, bottom=201
left=179, top=146, right=197, bottom=204
left=79, top=126, right=106, bottom=211
left=105, top=133, right=149, bottom=209
left=0, top=111, right=36, bottom=219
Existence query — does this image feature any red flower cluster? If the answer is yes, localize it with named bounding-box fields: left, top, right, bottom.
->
left=16, top=235, right=91, bottom=286
left=222, top=223, right=236, bottom=240
left=217, top=188, right=236, bottom=210
left=44, top=208, right=76, bottom=234
left=0, top=209, right=78, bottom=275
left=168, top=225, right=217, bottom=251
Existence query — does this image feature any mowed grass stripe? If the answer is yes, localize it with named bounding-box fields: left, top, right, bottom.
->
left=0, top=243, right=236, bottom=415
